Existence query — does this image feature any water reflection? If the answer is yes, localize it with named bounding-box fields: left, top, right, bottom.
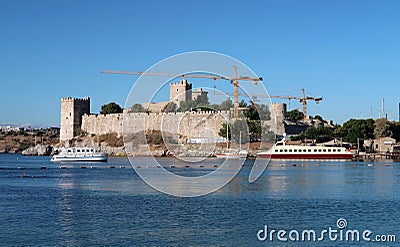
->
left=2, top=155, right=400, bottom=246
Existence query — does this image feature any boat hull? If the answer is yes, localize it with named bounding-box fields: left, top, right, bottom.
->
left=51, top=155, right=108, bottom=162
left=215, top=154, right=247, bottom=159
left=257, top=153, right=353, bottom=160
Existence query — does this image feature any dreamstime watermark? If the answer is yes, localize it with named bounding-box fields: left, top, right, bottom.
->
left=257, top=218, right=396, bottom=243
left=123, top=51, right=276, bottom=197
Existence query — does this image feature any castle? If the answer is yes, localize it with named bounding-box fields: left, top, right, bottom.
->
left=169, top=79, right=208, bottom=103
left=59, top=79, right=295, bottom=144
left=60, top=80, right=220, bottom=143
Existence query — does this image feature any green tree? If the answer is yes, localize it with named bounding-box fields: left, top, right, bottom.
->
left=101, top=102, right=123, bottom=114
left=244, top=104, right=260, bottom=120
left=209, top=104, right=221, bottom=111
left=163, top=102, right=178, bottom=113
left=219, top=123, right=231, bottom=140
left=239, top=99, right=247, bottom=108
left=312, top=115, right=325, bottom=122
left=285, top=109, right=304, bottom=121
left=374, top=118, right=393, bottom=138
left=219, top=98, right=233, bottom=111
left=247, top=120, right=261, bottom=142
left=218, top=100, right=271, bottom=143
left=256, top=104, right=270, bottom=121
left=241, top=102, right=271, bottom=121
left=339, top=118, right=375, bottom=143
left=391, top=122, right=400, bottom=141
left=302, top=126, right=333, bottom=142
left=218, top=120, right=250, bottom=143
left=231, top=119, right=249, bottom=144
left=128, top=103, right=146, bottom=113
left=194, top=93, right=209, bottom=107
left=179, top=100, right=196, bottom=112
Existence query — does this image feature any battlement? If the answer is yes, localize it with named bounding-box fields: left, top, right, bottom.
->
left=170, top=79, right=192, bottom=103
left=170, top=79, right=191, bottom=86
left=61, top=96, right=90, bottom=102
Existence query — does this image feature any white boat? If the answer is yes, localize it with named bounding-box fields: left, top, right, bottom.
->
left=215, top=149, right=248, bottom=159
left=215, top=130, right=248, bottom=159
left=51, top=147, right=108, bottom=162
left=257, top=138, right=353, bottom=160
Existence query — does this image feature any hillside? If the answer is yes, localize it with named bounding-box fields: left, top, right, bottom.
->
left=0, top=128, right=59, bottom=153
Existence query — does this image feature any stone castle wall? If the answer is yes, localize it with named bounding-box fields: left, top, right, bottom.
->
left=81, top=112, right=123, bottom=136
left=61, top=96, right=284, bottom=142
left=81, top=111, right=231, bottom=139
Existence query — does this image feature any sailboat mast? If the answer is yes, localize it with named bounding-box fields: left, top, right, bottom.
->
left=226, top=122, right=229, bottom=149
left=239, top=131, right=241, bottom=150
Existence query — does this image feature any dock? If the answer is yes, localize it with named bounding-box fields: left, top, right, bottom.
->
left=353, top=152, right=400, bottom=161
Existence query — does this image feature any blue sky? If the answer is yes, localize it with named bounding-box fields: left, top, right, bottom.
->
left=1, top=0, right=399, bottom=127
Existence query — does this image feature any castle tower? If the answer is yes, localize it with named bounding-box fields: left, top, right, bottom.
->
left=60, top=97, right=90, bottom=142
left=169, top=79, right=192, bottom=104
left=269, top=103, right=287, bottom=135
left=191, top=88, right=208, bottom=102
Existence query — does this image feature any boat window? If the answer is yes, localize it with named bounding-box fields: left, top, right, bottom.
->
left=333, top=149, right=336, bottom=152
left=294, top=149, right=297, bottom=152
left=303, top=149, right=306, bottom=152
left=284, top=149, right=287, bottom=152
left=276, top=143, right=283, bottom=146
left=328, top=149, right=331, bottom=152
left=289, top=149, right=292, bottom=152
left=77, top=149, right=80, bottom=152
left=279, top=150, right=283, bottom=152
left=323, top=149, right=326, bottom=152
left=318, top=149, right=322, bottom=152
left=308, top=149, right=312, bottom=152
left=90, top=149, right=93, bottom=152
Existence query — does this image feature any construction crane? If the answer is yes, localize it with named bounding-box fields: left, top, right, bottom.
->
left=100, top=66, right=262, bottom=119
left=214, top=88, right=323, bottom=117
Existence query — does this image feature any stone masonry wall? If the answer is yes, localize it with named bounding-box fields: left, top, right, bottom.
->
left=81, top=111, right=231, bottom=140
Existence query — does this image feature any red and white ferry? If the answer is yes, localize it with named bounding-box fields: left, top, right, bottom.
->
left=257, top=139, right=353, bottom=160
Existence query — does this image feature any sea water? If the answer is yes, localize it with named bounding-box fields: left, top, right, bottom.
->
left=0, top=153, right=399, bottom=246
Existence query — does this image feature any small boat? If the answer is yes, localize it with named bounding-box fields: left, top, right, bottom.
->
left=51, top=147, right=108, bottom=162
left=215, top=130, right=248, bottom=159
left=257, top=138, right=353, bottom=160
left=215, top=149, right=248, bottom=159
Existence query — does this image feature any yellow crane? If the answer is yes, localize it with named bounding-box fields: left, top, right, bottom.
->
left=214, top=88, right=323, bottom=117
left=100, top=66, right=262, bottom=119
